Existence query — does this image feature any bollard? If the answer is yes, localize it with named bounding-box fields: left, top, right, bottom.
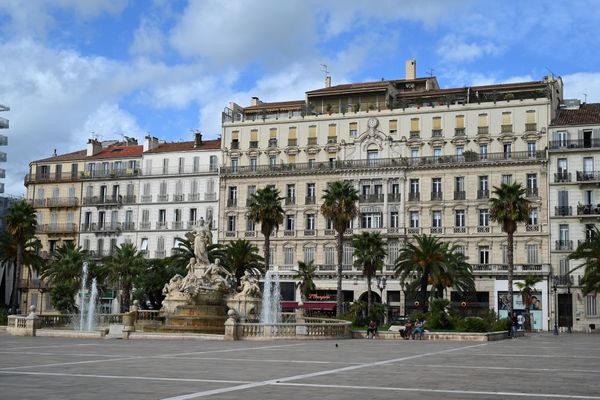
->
left=224, top=309, right=239, bottom=341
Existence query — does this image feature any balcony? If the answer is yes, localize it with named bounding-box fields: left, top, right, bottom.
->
left=576, top=171, right=600, bottom=183
left=577, top=204, right=600, bottom=216
left=454, top=128, right=465, bottom=137
left=227, top=198, right=237, bottom=207
left=230, top=141, right=240, bottom=150
left=80, top=222, right=121, bottom=233
left=304, top=229, right=316, bottom=236
left=453, top=226, right=466, bottom=233
left=477, top=190, right=489, bottom=199
left=307, top=137, right=318, bottom=146
left=140, top=195, right=152, bottom=202
left=471, top=263, right=550, bottom=276
left=244, top=231, right=256, bottom=237
left=173, top=194, right=185, bottom=202
left=24, top=172, right=80, bottom=185
left=268, top=138, right=278, bottom=148
left=554, top=172, right=571, bottom=183
left=204, top=192, right=217, bottom=201
left=327, top=137, right=337, bottom=144
left=431, top=129, right=442, bottom=137
left=477, top=226, right=491, bottom=233
left=19, top=278, right=51, bottom=290
left=139, top=221, right=151, bottom=230
left=408, top=192, right=420, bottom=202
left=188, top=193, right=201, bottom=202
left=287, top=139, right=298, bottom=147
left=555, top=240, right=573, bottom=251
left=285, top=197, right=296, bottom=206
left=284, top=230, right=295, bottom=237
left=555, top=206, right=572, bottom=216
left=172, top=221, right=184, bottom=230
left=45, top=197, right=79, bottom=208
left=249, top=141, right=259, bottom=149
left=37, top=223, right=78, bottom=234
left=388, top=193, right=401, bottom=202
left=324, top=229, right=335, bottom=235
left=430, top=192, right=443, bottom=201
left=409, top=131, right=420, bottom=139
left=549, top=138, right=600, bottom=150
left=525, top=123, right=537, bottom=132
left=501, top=124, right=513, bottom=133
left=82, top=196, right=120, bottom=206
left=121, top=195, right=136, bottom=204
left=122, top=222, right=135, bottom=231
left=360, top=194, right=384, bottom=203
left=305, top=196, right=316, bottom=205
left=407, top=227, right=421, bottom=235
left=525, top=224, right=541, bottom=232
left=430, top=227, right=443, bottom=234
left=81, top=168, right=139, bottom=180
left=526, top=188, right=539, bottom=198
left=157, top=194, right=169, bottom=202
left=454, top=191, right=466, bottom=200
left=156, top=221, right=168, bottom=230
left=155, top=250, right=166, bottom=258
left=477, top=126, right=489, bottom=135
left=221, top=151, right=547, bottom=176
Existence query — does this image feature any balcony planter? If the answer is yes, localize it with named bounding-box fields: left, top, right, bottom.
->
left=504, top=93, right=514, bottom=102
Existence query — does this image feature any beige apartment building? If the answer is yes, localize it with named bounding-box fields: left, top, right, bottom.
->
left=220, top=61, right=563, bottom=328
left=548, top=101, right=600, bottom=332
left=23, top=150, right=86, bottom=313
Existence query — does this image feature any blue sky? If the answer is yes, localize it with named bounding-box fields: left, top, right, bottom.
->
left=1, top=0, right=600, bottom=195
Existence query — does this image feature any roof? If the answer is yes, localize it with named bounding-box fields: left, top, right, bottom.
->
left=551, top=103, right=600, bottom=126
left=306, top=78, right=433, bottom=96
left=243, top=100, right=305, bottom=112
left=89, top=145, right=143, bottom=159
left=32, top=149, right=87, bottom=164
left=144, top=139, right=221, bottom=154
left=469, top=80, right=546, bottom=91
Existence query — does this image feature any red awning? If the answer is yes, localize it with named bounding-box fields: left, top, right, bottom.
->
left=280, top=301, right=336, bottom=311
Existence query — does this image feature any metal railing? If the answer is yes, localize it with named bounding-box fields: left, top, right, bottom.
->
left=549, top=138, right=600, bottom=150
left=576, top=171, right=600, bottom=182
left=501, top=124, right=513, bottom=133
left=359, top=194, right=384, bottom=203
left=478, top=126, right=489, bottom=135
left=555, top=206, right=572, bottom=216
left=45, top=197, right=79, bottom=207
left=471, top=263, right=550, bottom=275
left=555, top=240, right=573, bottom=251
left=430, top=192, right=443, bottom=201
left=305, top=196, right=316, bottom=205
left=431, top=129, right=442, bottom=137
left=526, top=188, right=539, bottom=197
left=577, top=204, right=600, bottom=216
left=454, top=127, right=466, bottom=136
left=454, top=191, right=466, bottom=200
left=387, top=193, right=401, bottom=202
left=408, top=192, right=420, bottom=202
left=554, top=172, right=571, bottom=183
left=82, top=196, right=121, bottom=206
left=477, top=190, right=489, bottom=199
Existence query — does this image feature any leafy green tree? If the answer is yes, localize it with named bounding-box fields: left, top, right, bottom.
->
left=430, top=245, right=475, bottom=299
left=569, top=227, right=600, bottom=295
left=395, top=234, right=449, bottom=312
left=133, top=258, right=185, bottom=309
left=293, top=260, right=317, bottom=302
left=4, top=201, right=38, bottom=312
left=214, top=239, right=263, bottom=288
left=247, top=186, right=284, bottom=271
left=515, top=276, right=542, bottom=331
left=102, top=243, right=146, bottom=312
left=489, top=182, right=530, bottom=316
left=320, top=180, right=359, bottom=315
left=352, top=232, right=386, bottom=313
left=169, top=235, right=220, bottom=271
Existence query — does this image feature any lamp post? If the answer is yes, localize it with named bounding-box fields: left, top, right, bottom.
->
left=552, top=276, right=559, bottom=335
left=376, top=276, right=387, bottom=324
left=567, top=275, right=572, bottom=334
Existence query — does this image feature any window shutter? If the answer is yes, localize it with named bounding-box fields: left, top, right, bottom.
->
left=432, top=117, right=441, bottom=130
left=526, top=110, right=536, bottom=123
left=328, top=124, right=337, bottom=137
left=410, top=118, right=419, bottom=131
left=250, top=129, right=258, bottom=141
left=389, top=120, right=397, bottom=131
left=502, top=112, right=511, bottom=124
left=455, top=115, right=465, bottom=128
left=288, top=127, right=297, bottom=139
left=308, top=125, right=317, bottom=138
left=231, top=130, right=239, bottom=140
left=269, top=128, right=277, bottom=139
left=478, top=113, right=487, bottom=126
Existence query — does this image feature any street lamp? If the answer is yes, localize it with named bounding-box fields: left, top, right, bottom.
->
left=552, top=276, right=559, bottom=335
left=376, top=276, right=387, bottom=324
left=567, top=275, right=572, bottom=334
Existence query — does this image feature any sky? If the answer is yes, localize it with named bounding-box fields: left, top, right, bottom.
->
left=1, top=0, right=600, bottom=196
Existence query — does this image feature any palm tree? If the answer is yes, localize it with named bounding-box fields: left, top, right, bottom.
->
left=394, top=234, right=449, bottom=312
left=430, top=245, right=475, bottom=300
left=293, top=260, right=317, bottom=302
left=247, top=186, right=284, bottom=271
left=321, top=180, right=359, bottom=315
left=515, top=276, right=542, bottom=331
left=352, top=232, right=386, bottom=313
left=40, top=242, right=90, bottom=314
left=102, top=243, right=146, bottom=312
left=215, top=239, right=263, bottom=288
left=4, top=200, right=37, bottom=312
left=489, top=182, right=530, bottom=316
left=568, top=227, right=600, bottom=295
left=0, top=233, right=43, bottom=310
left=169, top=235, right=220, bottom=271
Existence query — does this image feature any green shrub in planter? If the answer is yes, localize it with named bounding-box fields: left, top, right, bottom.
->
left=490, top=318, right=509, bottom=332
left=463, top=317, right=489, bottom=332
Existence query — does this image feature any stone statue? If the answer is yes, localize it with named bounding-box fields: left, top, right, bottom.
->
left=237, top=270, right=261, bottom=298
left=162, top=274, right=184, bottom=296
left=194, top=218, right=212, bottom=265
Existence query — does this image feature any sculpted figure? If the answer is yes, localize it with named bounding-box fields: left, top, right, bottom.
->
left=193, top=218, right=212, bottom=265
left=162, top=274, right=183, bottom=295
left=202, top=258, right=232, bottom=290
left=238, top=270, right=261, bottom=297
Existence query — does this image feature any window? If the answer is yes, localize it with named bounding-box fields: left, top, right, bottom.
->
left=269, top=156, right=277, bottom=166
left=367, top=149, right=379, bottom=165
left=410, top=118, right=420, bottom=133
left=433, top=147, right=442, bottom=158
left=286, top=214, right=295, bottom=231
left=479, top=209, right=489, bottom=226
left=209, top=156, right=218, bottom=172
left=231, top=158, right=238, bottom=172
left=189, top=208, right=197, bottom=223
left=140, top=238, right=148, bottom=252
left=479, top=246, right=490, bottom=264
left=228, top=186, right=237, bottom=200
left=501, top=174, right=512, bottom=184
left=162, top=158, right=169, bottom=174
left=387, top=241, right=399, bottom=265
left=350, top=122, right=358, bottom=137
left=193, top=156, right=200, bottom=172
left=178, top=157, right=185, bottom=174
left=455, top=176, right=465, bottom=192
left=158, top=209, right=166, bottom=223
left=410, top=179, right=419, bottom=194
left=250, top=158, right=257, bottom=171
left=288, top=126, right=297, bottom=146
left=455, top=210, right=466, bottom=227
left=361, top=212, right=381, bottom=228
left=287, top=184, right=296, bottom=201
left=432, top=178, right=442, bottom=193
left=325, top=247, right=336, bottom=266
left=586, top=295, right=597, bottom=316
left=527, top=244, right=539, bottom=264
left=432, top=211, right=442, bottom=228
left=411, top=148, right=419, bottom=159
left=306, top=214, right=315, bottom=230
left=432, top=116, right=442, bottom=133
left=342, top=242, right=353, bottom=266
left=559, top=258, right=569, bottom=276
left=390, top=211, right=399, bottom=228
left=528, top=141, right=537, bottom=157
left=389, top=119, right=397, bottom=134
left=479, top=144, right=488, bottom=159
left=307, top=183, right=316, bottom=199
left=503, top=143, right=512, bottom=159
left=284, top=247, right=295, bottom=266
left=478, top=176, right=489, bottom=198
left=246, top=217, right=255, bottom=232
left=304, top=247, right=315, bottom=264
left=410, top=211, right=420, bottom=228
left=528, top=208, right=538, bottom=225
left=227, top=215, right=236, bottom=231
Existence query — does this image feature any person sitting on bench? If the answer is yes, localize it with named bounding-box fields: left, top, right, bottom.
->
left=367, top=320, right=377, bottom=339
left=412, top=319, right=425, bottom=340
left=401, top=319, right=413, bottom=339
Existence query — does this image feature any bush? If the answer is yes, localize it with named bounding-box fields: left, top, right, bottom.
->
left=463, top=317, right=489, bottom=332
left=427, top=299, right=452, bottom=330
left=0, top=306, right=7, bottom=325
left=490, top=318, right=509, bottom=332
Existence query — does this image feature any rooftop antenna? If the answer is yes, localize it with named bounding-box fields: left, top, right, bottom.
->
left=583, top=93, right=588, bottom=103
left=91, top=131, right=101, bottom=141
left=426, top=68, right=435, bottom=77
left=321, top=64, right=331, bottom=87
left=545, top=67, right=556, bottom=79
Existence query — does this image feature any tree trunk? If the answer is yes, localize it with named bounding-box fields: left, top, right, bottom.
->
left=264, top=234, right=270, bottom=271
left=507, top=232, right=514, bottom=317
left=122, top=283, right=131, bottom=313
left=9, top=261, right=17, bottom=313
left=336, top=233, right=343, bottom=316
left=367, top=274, right=372, bottom=314
left=419, top=272, right=428, bottom=312
left=10, top=243, right=24, bottom=313
left=524, top=295, right=532, bottom=331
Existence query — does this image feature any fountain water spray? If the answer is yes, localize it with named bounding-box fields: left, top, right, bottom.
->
left=79, top=261, right=88, bottom=330
left=260, top=270, right=282, bottom=324
left=86, top=278, right=98, bottom=331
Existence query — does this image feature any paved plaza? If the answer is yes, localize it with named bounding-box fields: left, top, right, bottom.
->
left=0, top=332, right=599, bottom=399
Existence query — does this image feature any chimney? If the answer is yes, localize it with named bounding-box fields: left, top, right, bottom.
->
left=143, top=135, right=159, bottom=152
left=250, top=97, right=262, bottom=107
left=325, top=75, right=332, bottom=88
left=86, top=139, right=102, bottom=157
left=405, top=59, right=416, bottom=80
left=194, top=131, right=203, bottom=148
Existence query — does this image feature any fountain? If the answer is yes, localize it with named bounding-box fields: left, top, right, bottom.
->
left=79, top=261, right=88, bottom=331
left=260, top=270, right=281, bottom=324
left=85, top=278, right=98, bottom=331
left=77, top=262, right=98, bottom=332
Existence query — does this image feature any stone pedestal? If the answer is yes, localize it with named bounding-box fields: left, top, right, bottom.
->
left=162, top=304, right=227, bottom=334
left=226, top=295, right=261, bottom=322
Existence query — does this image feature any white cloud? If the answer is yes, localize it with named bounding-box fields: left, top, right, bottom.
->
left=80, top=103, right=146, bottom=141
left=436, top=34, right=501, bottom=64
left=563, top=73, right=600, bottom=103
left=130, top=18, right=165, bottom=57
